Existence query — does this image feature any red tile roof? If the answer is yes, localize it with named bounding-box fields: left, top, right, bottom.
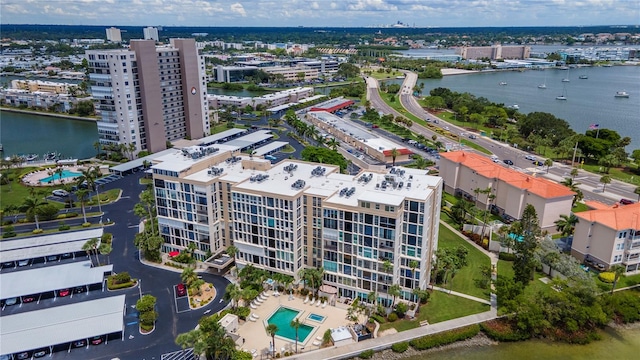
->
left=575, top=203, right=640, bottom=230
left=440, top=151, right=575, bottom=199
left=383, top=148, right=413, bottom=156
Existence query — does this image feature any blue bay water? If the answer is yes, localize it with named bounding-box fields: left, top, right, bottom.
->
left=388, top=66, right=640, bottom=150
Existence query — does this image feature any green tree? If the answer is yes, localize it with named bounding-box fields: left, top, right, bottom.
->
left=544, top=158, right=553, bottom=173
left=450, top=198, right=475, bottom=224
left=19, top=196, right=43, bottom=229
left=82, top=237, right=100, bottom=266
left=77, top=166, right=102, bottom=216
left=300, top=146, right=348, bottom=172
left=290, top=318, right=302, bottom=353
left=390, top=148, right=400, bottom=166
left=599, top=175, right=611, bottom=192
left=554, top=214, right=579, bottom=237
left=512, top=205, right=541, bottom=284
left=98, top=243, right=112, bottom=265
left=76, top=189, right=90, bottom=223
left=181, top=267, right=198, bottom=288
left=388, top=284, right=401, bottom=309
left=610, top=264, right=625, bottom=294
left=223, top=283, right=241, bottom=309
left=266, top=324, right=279, bottom=358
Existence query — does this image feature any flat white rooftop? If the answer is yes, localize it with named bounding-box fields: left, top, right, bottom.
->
left=0, top=295, right=125, bottom=355
left=224, top=130, right=273, bottom=149
left=253, top=141, right=288, bottom=156
left=0, top=228, right=103, bottom=253
left=199, top=128, right=247, bottom=146
left=0, top=261, right=112, bottom=299
left=152, top=144, right=239, bottom=173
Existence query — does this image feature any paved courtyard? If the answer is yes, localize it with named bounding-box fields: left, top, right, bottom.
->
left=236, top=292, right=364, bottom=357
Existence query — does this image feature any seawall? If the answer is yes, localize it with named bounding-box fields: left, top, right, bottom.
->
left=0, top=107, right=97, bottom=122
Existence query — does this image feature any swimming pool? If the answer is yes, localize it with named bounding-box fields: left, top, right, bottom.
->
left=267, top=306, right=314, bottom=342
left=307, top=313, right=326, bottom=323
left=39, top=169, right=82, bottom=183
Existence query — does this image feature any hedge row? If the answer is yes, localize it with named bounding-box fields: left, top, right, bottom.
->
left=499, top=252, right=516, bottom=261
left=107, top=279, right=137, bottom=290
left=409, top=324, right=480, bottom=350
left=391, top=341, right=409, bottom=353
left=480, top=320, right=530, bottom=342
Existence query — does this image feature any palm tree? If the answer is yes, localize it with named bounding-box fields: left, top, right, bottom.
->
left=290, top=318, right=301, bottom=353
left=390, top=148, right=400, bottom=166
left=78, top=166, right=102, bottom=216
left=82, top=238, right=100, bottom=266
left=326, top=137, right=339, bottom=151
left=388, top=284, right=401, bottom=309
left=181, top=267, right=198, bottom=288
left=99, top=243, right=112, bottom=265
left=610, top=264, right=626, bottom=294
left=226, top=244, right=238, bottom=276
left=544, top=158, right=553, bottom=173
left=54, top=166, right=64, bottom=183
left=266, top=324, right=279, bottom=358
left=223, top=283, right=241, bottom=309
left=409, top=260, right=419, bottom=288
left=413, top=155, right=429, bottom=170
left=93, top=141, right=102, bottom=157
left=560, top=177, right=581, bottom=191
left=175, top=332, right=196, bottom=360
left=570, top=168, right=579, bottom=179
left=19, top=196, right=43, bottom=230
left=600, top=175, right=612, bottom=192
left=450, top=198, right=475, bottom=224
left=76, top=189, right=90, bottom=223
left=554, top=214, right=579, bottom=237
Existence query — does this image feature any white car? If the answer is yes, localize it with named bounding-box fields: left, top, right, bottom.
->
left=52, top=189, right=69, bottom=197
left=524, top=155, right=536, bottom=161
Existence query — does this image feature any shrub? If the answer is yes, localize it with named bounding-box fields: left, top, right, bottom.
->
left=599, top=272, right=615, bottom=283
left=140, top=323, right=154, bottom=332
left=300, top=288, right=310, bottom=296
left=112, top=272, right=131, bottom=284
left=387, top=312, right=398, bottom=322
left=234, top=306, right=250, bottom=320
left=499, top=252, right=516, bottom=261
left=370, top=314, right=385, bottom=323
left=57, top=214, right=67, bottom=219
left=359, top=349, right=374, bottom=359
left=82, top=222, right=91, bottom=227
left=391, top=342, right=409, bottom=353
left=480, top=320, right=530, bottom=341
left=410, top=325, right=480, bottom=350
left=32, top=228, right=44, bottom=234
left=58, top=224, right=71, bottom=231
left=275, top=353, right=281, bottom=358
left=101, top=233, right=113, bottom=245
left=66, top=212, right=78, bottom=218
left=108, top=279, right=136, bottom=290
left=395, top=302, right=408, bottom=318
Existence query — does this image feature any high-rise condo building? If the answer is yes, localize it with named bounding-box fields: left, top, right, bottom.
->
left=143, top=27, right=159, bottom=42
left=86, top=39, right=209, bottom=156
left=105, top=27, right=122, bottom=42
left=150, top=147, right=442, bottom=304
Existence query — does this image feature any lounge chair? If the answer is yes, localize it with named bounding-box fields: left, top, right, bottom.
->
left=316, top=299, right=321, bottom=307
left=255, top=298, right=263, bottom=304
left=312, top=340, right=321, bottom=346
left=322, top=301, right=327, bottom=308
left=274, top=291, right=280, bottom=297
left=250, top=303, right=257, bottom=309
left=249, top=316, right=257, bottom=322
left=251, top=313, right=260, bottom=319
left=303, top=296, right=309, bottom=304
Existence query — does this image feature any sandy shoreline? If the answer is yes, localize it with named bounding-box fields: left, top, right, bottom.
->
left=441, top=68, right=480, bottom=76
left=0, top=107, right=97, bottom=122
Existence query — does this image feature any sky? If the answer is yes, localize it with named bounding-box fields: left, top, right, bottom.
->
left=1, top=0, right=639, bottom=28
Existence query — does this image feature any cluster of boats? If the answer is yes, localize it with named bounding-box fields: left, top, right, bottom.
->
left=3, top=152, right=60, bottom=163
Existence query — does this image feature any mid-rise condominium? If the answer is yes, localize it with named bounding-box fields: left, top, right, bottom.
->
left=86, top=39, right=209, bottom=156
left=150, top=146, right=442, bottom=304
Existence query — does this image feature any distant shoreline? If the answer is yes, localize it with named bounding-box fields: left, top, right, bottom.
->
left=0, top=107, right=97, bottom=122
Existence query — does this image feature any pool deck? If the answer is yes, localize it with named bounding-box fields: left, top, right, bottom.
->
left=21, top=165, right=84, bottom=186
left=236, top=292, right=363, bottom=357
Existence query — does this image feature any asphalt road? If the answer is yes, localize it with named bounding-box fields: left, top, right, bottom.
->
left=3, top=172, right=231, bottom=360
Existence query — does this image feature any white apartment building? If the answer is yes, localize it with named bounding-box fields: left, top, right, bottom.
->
left=105, top=27, right=122, bottom=42
left=143, top=27, right=159, bottom=42
left=207, top=87, right=315, bottom=110
left=264, top=67, right=319, bottom=81
left=150, top=148, right=442, bottom=304
left=86, top=39, right=209, bottom=155
left=572, top=203, right=640, bottom=273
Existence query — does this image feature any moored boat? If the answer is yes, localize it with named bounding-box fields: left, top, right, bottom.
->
left=614, top=91, right=629, bottom=98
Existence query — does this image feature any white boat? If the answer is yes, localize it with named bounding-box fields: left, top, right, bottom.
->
left=499, top=81, right=507, bottom=86
left=556, top=85, right=568, bottom=100
left=25, top=154, right=38, bottom=161
left=562, top=68, right=570, bottom=82
left=508, top=104, right=520, bottom=110
left=579, top=75, right=588, bottom=79
left=538, top=83, right=547, bottom=89
left=615, top=91, right=629, bottom=98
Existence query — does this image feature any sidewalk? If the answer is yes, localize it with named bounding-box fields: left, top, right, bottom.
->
left=291, top=309, right=496, bottom=360
left=429, top=285, right=491, bottom=305
left=540, top=170, right=623, bottom=203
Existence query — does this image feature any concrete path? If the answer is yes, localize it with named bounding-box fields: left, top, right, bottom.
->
left=290, top=309, right=496, bottom=360
left=429, top=285, right=491, bottom=305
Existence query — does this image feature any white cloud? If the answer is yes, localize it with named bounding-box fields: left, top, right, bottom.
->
left=230, top=2, right=247, bottom=17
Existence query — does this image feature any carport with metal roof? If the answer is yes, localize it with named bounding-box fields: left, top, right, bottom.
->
left=0, top=228, right=103, bottom=264
left=224, top=130, right=274, bottom=151
left=0, top=261, right=112, bottom=300
left=0, top=295, right=126, bottom=357
left=253, top=141, right=288, bottom=156
left=109, top=148, right=175, bottom=175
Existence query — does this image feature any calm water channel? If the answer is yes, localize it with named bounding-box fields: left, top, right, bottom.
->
left=407, top=327, right=640, bottom=360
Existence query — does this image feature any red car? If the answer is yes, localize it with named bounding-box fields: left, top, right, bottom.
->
left=176, top=283, right=187, bottom=297
left=620, top=199, right=635, bottom=205
left=90, top=336, right=104, bottom=345
left=58, top=289, right=71, bottom=297
left=22, top=295, right=36, bottom=303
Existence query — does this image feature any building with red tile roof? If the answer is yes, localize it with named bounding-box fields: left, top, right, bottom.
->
left=572, top=203, right=640, bottom=273
left=439, top=151, right=575, bottom=231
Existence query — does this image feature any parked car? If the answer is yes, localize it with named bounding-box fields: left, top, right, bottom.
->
left=372, top=124, right=379, bottom=128
left=503, top=159, right=514, bottom=165
left=525, top=155, right=536, bottom=161
left=5, top=297, right=18, bottom=306
left=33, top=349, right=48, bottom=358
left=74, top=286, right=86, bottom=294
left=90, top=336, right=104, bottom=345
left=46, top=255, right=59, bottom=262
left=1, top=261, right=14, bottom=268
left=532, top=160, right=544, bottom=166
left=58, top=288, right=71, bottom=297
left=17, top=259, right=30, bottom=267
left=22, top=295, right=36, bottom=303
left=61, top=253, right=73, bottom=259
left=620, top=198, right=635, bottom=205
left=52, top=189, right=69, bottom=197
left=468, top=134, right=477, bottom=139
left=176, top=283, right=187, bottom=297
left=73, top=340, right=87, bottom=348
left=15, top=352, right=30, bottom=360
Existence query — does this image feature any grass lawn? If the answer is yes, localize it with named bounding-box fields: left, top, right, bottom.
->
left=361, top=68, right=403, bottom=80
left=572, top=202, right=590, bottom=213
left=438, top=224, right=491, bottom=299
left=280, top=144, right=296, bottom=154
left=379, top=291, right=490, bottom=332
left=497, top=259, right=554, bottom=297
left=581, top=163, right=640, bottom=186
left=592, top=271, right=640, bottom=291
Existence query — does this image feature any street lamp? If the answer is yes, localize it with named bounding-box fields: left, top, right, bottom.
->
left=138, top=279, right=142, bottom=300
